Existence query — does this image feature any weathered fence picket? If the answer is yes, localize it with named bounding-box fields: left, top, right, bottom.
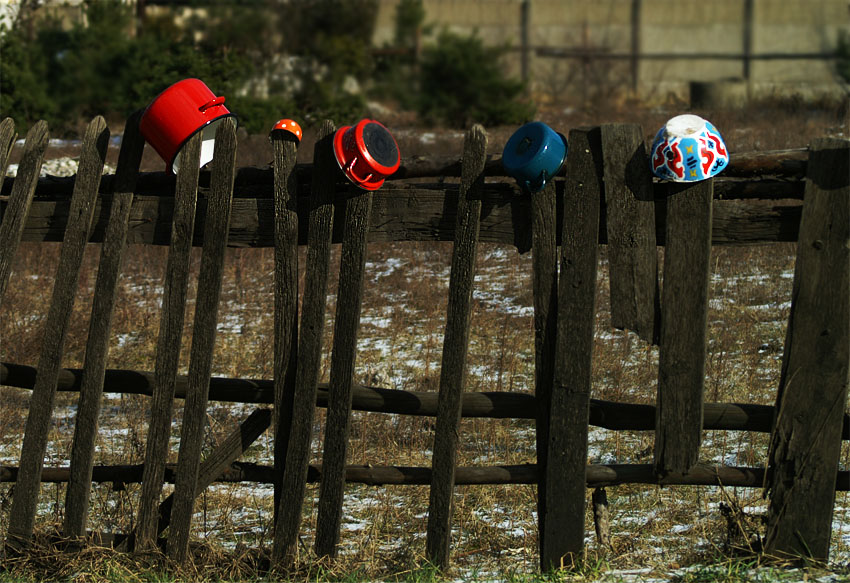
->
left=541, top=127, right=602, bottom=569
left=600, top=123, right=659, bottom=344
left=5, top=116, right=109, bottom=551
left=134, top=132, right=203, bottom=551
left=167, top=118, right=238, bottom=562
left=272, top=120, right=337, bottom=567
left=0, top=118, right=17, bottom=179
left=64, top=111, right=145, bottom=539
left=1, top=117, right=848, bottom=573
left=0, top=120, right=48, bottom=304
left=315, top=177, right=375, bottom=557
left=654, top=179, right=714, bottom=476
left=270, top=125, right=301, bottom=527
left=530, top=160, right=558, bottom=565
left=425, top=124, right=487, bottom=569
left=764, top=137, right=850, bottom=562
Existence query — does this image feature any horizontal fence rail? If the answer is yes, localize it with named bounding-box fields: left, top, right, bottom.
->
left=2, top=363, right=848, bottom=439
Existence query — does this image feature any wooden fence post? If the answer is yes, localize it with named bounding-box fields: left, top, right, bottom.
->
left=270, top=127, right=301, bottom=526
left=6, top=117, right=108, bottom=551
left=0, top=120, right=48, bottom=304
left=272, top=120, right=337, bottom=568
left=600, top=123, right=659, bottom=344
left=764, top=138, right=850, bottom=562
left=134, top=132, right=203, bottom=552
left=531, top=168, right=558, bottom=563
left=315, top=180, right=375, bottom=557
left=654, top=179, right=713, bottom=476
left=542, top=127, right=602, bottom=570
left=64, top=111, right=145, bottom=539
left=0, top=118, right=17, bottom=178
left=425, top=124, right=487, bottom=570
left=167, top=118, right=238, bottom=563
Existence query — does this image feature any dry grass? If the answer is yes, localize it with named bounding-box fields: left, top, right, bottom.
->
left=0, top=104, right=849, bottom=582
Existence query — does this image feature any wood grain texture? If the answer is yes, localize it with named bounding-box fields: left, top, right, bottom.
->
left=272, top=120, right=337, bottom=568
left=270, top=130, right=300, bottom=523
left=4, top=187, right=810, bottom=251
left=0, top=120, right=48, bottom=304
left=531, top=177, right=558, bottom=562
left=764, top=138, right=850, bottom=562
left=64, top=112, right=145, bottom=538
left=601, top=123, right=659, bottom=343
left=425, top=125, right=487, bottom=570
left=167, top=119, right=238, bottom=563
left=5, top=117, right=108, bottom=551
left=315, top=185, right=373, bottom=558
left=654, top=179, right=714, bottom=476
left=542, top=127, right=602, bottom=570
left=134, top=132, right=203, bottom=552
left=0, top=117, right=17, bottom=178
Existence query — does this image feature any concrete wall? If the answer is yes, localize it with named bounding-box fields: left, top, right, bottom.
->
left=373, top=0, right=850, bottom=104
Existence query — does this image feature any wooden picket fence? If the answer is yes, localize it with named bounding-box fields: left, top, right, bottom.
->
left=0, top=113, right=848, bottom=571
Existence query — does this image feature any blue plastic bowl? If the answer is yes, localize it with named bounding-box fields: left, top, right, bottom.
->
left=502, top=121, right=568, bottom=193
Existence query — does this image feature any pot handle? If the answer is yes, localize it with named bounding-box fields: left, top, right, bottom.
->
left=199, top=96, right=226, bottom=112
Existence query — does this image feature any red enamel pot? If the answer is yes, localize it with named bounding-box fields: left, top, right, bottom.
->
left=139, top=78, right=236, bottom=174
left=332, top=119, right=400, bottom=190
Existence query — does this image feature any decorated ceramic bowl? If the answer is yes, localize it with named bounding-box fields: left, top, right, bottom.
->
left=649, top=114, right=729, bottom=182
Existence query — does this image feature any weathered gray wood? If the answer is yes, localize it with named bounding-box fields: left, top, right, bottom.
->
left=4, top=187, right=811, bottom=251
left=270, top=128, right=300, bottom=525
left=272, top=120, right=337, bottom=568
left=601, top=123, right=659, bottom=343
left=425, top=124, right=487, bottom=570
left=654, top=179, right=714, bottom=476
left=9, top=461, right=849, bottom=492
left=64, top=112, right=145, bottom=538
left=764, top=138, right=850, bottom=562
left=5, top=117, right=108, bottom=551
left=0, top=117, right=17, bottom=178
left=0, top=120, right=48, bottom=304
left=7, top=361, right=847, bottom=438
left=542, top=127, right=602, bottom=570
left=167, top=119, right=238, bottom=563
left=134, top=131, right=203, bottom=552
left=315, top=186, right=374, bottom=558
left=592, top=487, right=612, bottom=550
left=116, top=408, right=273, bottom=550
left=530, top=176, right=558, bottom=562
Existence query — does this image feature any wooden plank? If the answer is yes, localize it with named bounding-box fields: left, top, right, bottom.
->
left=315, top=183, right=374, bottom=559
left=764, top=138, right=850, bottom=562
left=530, top=175, right=558, bottom=562
left=166, top=118, right=238, bottom=563
left=64, top=111, right=146, bottom=538
left=270, top=127, right=300, bottom=526
left=0, top=117, right=17, bottom=178
left=0, top=120, right=48, bottom=304
left=654, top=179, right=713, bottom=476
left=542, top=127, right=602, bottom=570
left=272, top=120, right=337, bottom=568
left=601, top=123, right=659, bottom=343
left=4, top=187, right=810, bottom=251
left=425, top=124, right=487, bottom=570
left=133, top=131, right=203, bottom=552
left=5, top=117, right=108, bottom=551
